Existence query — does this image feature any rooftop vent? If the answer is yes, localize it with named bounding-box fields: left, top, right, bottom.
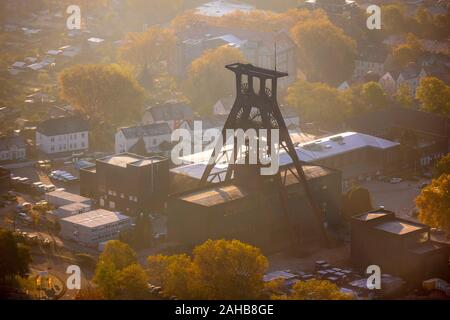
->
left=303, top=142, right=323, bottom=152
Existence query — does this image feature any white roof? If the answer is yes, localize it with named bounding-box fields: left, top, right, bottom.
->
left=172, top=132, right=399, bottom=180
left=61, top=209, right=130, bottom=228
left=47, top=49, right=62, bottom=55
left=27, top=63, right=45, bottom=71
left=196, top=0, right=255, bottom=17
left=12, top=61, right=26, bottom=68
left=88, top=37, right=105, bottom=43
left=47, top=190, right=90, bottom=203
left=178, top=132, right=398, bottom=165
left=58, top=202, right=91, bottom=211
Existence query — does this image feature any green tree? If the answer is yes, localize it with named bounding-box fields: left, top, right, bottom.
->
left=342, top=187, right=373, bottom=220
left=0, top=229, right=31, bottom=284
left=59, top=64, right=145, bottom=125
left=290, top=18, right=356, bottom=84
left=184, top=46, right=245, bottom=115
left=416, top=77, right=450, bottom=116
left=434, top=153, right=450, bottom=178
left=416, top=174, right=450, bottom=234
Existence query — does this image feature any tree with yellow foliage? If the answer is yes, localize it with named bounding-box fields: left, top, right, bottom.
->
left=59, top=64, right=145, bottom=125
left=94, top=240, right=149, bottom=299
left=434, top=153, right=450, bottom=178
left=274, top=279, right=353, bottom=300
left=416, top=174, right=450, bottom=234
left=290, top=17, right=356, bottom=85
left=416, top=77, right=450, bottom=117
left=119, top=27, right=176, bottom=83
left=184, top=46, right=245, bottom=115
left=147, top=239, right=268, bottom=299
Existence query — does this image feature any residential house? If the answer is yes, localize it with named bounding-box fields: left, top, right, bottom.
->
left=337, top=81, right=351, bottom=91
left=173, top=26, right=297, bottom=87
left=0, top=135, right=26, bottom=162
left=354, top=45, right=389, bottom=78
left=299, top=0, right=358, bottom=16
left=115, top=123, right=172, bottom=154
left=396, top=65, right=428, bottom=96
left=142, top=101, right=194, bottom=131
left=378, top=72, right=398, bottom=96
left=36, top=116, right=89, bottom=155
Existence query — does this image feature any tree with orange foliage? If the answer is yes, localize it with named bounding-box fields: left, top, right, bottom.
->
left=184, top=46, right=245, bottom=114
left=119, top=26, right=176, bottom=80
left=416, top=174, right=450, bottom=234
left=290, top=17, right=356, bottom=85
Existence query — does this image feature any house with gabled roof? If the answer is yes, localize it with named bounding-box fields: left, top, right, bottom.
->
left=0, top=135, right=27, bottom=162
left=115, top=123, right=172, bottom=155
left=142, top=100, right=194, bottom=131
left=36, top=115, right=89, bottom=155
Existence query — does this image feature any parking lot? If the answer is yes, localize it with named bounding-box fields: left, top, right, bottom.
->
left=10, top=162, right=81, bottom=195
left=358, top=178, right=428, bottom=220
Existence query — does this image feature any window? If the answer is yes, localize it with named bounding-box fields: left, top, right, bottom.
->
left=109, top=201, right=115, bottom=209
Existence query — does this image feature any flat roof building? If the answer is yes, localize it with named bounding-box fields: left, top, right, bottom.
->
left=176, top=132, right=400, bottom=183
left=351, top=208, right=449, bottom=284
left=59, top=209, right=132, bottom=247
left=45, top=190, right=92, bottom=207
left=80, top=153, right=169, bottom=215
left=53, top=202, right=91, bottom=219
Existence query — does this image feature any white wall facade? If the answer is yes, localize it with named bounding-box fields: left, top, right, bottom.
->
left=36, top=130, right=88, bottom=154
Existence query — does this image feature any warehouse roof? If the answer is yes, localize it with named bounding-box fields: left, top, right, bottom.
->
left=98, top=153, right=166, bottom=168
left=178, top=132, right=399, bottom=166
left=47, top=190, right=91, bottom=203
left=353, top=208, right=394, bottom=222
left=179, top=184, right=248, bottom=207
left=119, top=123, right=171, bottom=139
left=61, top=209, right=130, bottom=228
left=37, top=115, right=88, bottom=136
left=58, top=202, right=91, bottom=211
left=374, top=220, right=425, bottom=235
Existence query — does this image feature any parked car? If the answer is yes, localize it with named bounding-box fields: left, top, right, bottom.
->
left=418, top=182, right=429, bottom=189
left=389, top=178, right=403, bottom=184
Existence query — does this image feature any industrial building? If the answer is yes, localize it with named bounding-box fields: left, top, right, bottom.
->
left=177, top=131, right=400, bottom=184
left=80, top=153, right=169, bottom=215
left=45, top=189, right=92, bottom=207
left=351, top=208, right=449, bottom=284
left=168, top=63, right=343, bottom=251
left=59, top=209, right=132, bottom=247
left=168, top=163, right=342, bottom=251
left=52, top=202, right=91, bottom=219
